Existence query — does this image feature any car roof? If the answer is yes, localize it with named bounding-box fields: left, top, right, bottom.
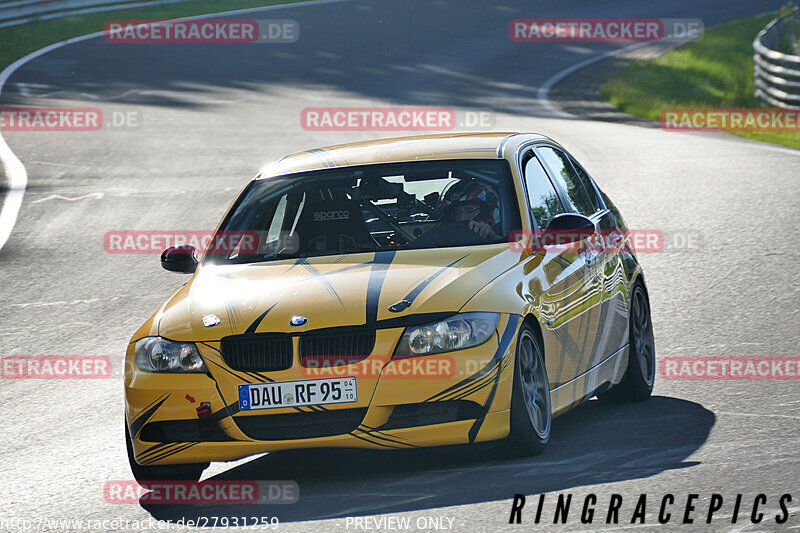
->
left=258, top=132, right=554, bottom=178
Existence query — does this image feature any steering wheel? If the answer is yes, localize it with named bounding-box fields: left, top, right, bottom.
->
left=436, top=221, right=490, bottom=243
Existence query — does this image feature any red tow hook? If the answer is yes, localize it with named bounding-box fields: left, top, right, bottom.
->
left=196, top=402, right=213, bottom=419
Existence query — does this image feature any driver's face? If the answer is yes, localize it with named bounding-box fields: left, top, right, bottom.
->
left=451, top=203, right=481, bottom=222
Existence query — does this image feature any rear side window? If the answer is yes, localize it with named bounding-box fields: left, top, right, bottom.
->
left=537, top=146, right=597, bottom=217
left=568, top=155, right=601, bottom=213
left=523, top=155, right=564, bottom=228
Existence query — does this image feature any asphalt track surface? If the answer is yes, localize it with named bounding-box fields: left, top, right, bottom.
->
left=1, top=0, right=798, bottom=531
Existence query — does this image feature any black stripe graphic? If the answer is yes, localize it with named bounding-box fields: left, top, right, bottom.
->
left=129, top=395, right=170, bottom=439
left=355, top=427, right=414, bottom=447
left=142, top=442, right=198, bottom=465
left=245, top=302, right=279, bottom=334
left=365, top=250, right=396, bottom=325
left=138, top=442, right=187, bottom=462
left=198, top=342, right=221, bottom=353
left=207, top=359, right=253, bottom=384
left=438, top=370, right=500, bottom=402
left=468, top=316, right=520, bottom=443
left=425, top=359, right=500, bottom=403
left=401, top=256, right=466, bottom=307
left=299, top=260, right=345, bottom=308
left=348, top=432, right=399, bottom=449
left=136, top=442, right=174, bottom=461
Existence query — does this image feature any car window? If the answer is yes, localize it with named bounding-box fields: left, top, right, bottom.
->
left=537, top=146, right=597, bottom=217
left=523, top=155, right=564, bottom=228
left=568, top=155, right=601, bottom=213
left=205, top=159, right=522, bottom=264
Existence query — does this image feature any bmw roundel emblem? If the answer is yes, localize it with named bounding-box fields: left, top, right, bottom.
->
left=289, top=315, right=308, bottom=327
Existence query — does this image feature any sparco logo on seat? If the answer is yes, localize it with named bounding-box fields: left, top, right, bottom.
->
left=314, top=210, right=349, bottom=221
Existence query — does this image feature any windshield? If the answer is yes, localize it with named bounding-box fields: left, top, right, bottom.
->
left=204, top=159, right=521, bottom=265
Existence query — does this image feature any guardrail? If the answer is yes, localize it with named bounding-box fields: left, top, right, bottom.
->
left=0, top=0, right=193, bottom=28
left=754, top=10, right=800, bottom=109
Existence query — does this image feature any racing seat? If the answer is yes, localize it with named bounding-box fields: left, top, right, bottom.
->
left=294, top=196, right=374, bottom=254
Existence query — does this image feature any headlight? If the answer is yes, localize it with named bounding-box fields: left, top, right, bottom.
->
left=134, top=337, right=207, bottom=373
left=394, top=313, right=499, bottom=358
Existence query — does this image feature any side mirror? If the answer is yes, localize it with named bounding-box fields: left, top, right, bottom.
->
left=160, top=245, right=198, bottom=274
left=541, top=213, right=596, bottom=245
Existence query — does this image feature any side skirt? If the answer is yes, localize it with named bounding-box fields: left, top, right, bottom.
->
left=550, top=344, right=629, bottom=418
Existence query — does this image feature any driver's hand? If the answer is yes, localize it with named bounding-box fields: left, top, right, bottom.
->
left=468, top=220, right=498, bottom=240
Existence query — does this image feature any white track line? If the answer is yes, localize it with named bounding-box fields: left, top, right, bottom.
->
left=537, top=39, right=666, bottom=119
left=0, top=0, right=351, bottom=253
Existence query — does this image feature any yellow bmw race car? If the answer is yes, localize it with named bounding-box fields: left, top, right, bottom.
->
left=124, top=132, right=655, bottom=482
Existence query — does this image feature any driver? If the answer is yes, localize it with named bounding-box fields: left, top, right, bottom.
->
left=413, top=179, right=502, bottom=245
left=442, top=179, right=501, bottom=240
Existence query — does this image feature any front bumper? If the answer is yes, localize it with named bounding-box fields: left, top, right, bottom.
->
left=125, top=315, right=520, bottom=466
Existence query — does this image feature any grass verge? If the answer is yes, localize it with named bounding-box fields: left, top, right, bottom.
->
left=601, top=13, right=800, bottom=150
left=1, top=0, right=308, bottom=72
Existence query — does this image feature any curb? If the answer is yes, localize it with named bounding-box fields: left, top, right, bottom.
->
left=547, top=41, right=681, bottom=126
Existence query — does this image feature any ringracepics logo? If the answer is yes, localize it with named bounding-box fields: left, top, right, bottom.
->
left=300, top=108, right=495, bottom=131
left=104, top=19, right=298, bottom=43
left=661, top=108, right=800, bottom=132
left=104, top=480, right=298, bottom=504
left=508, top=493, right=793, bottom=526
left=661, top=357, right=800, bottom=380
left=103, top=230, right=259, bottom=254
left=509, top=18, right=703, bottom=42
left=0, top=107, right=141, bottom=131
left=2, top=356, right=112, bottom=379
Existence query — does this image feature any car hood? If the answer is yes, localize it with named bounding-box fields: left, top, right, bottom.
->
left=156, top=245, right=519, bottom=341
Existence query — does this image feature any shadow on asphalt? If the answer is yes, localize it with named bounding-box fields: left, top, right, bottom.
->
left=142, top=395, right=714, bottom=524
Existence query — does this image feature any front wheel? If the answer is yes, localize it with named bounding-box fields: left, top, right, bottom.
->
left=503, top=324, right=551, bottom=456
left=598, top=281, right=655, bottom=403
left=125, top=423, right=208, bottom=486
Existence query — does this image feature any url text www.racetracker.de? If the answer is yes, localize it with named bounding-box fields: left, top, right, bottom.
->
left=0, top=516, right=281, bottom=531
left=508, top=493, right=793, bottom=525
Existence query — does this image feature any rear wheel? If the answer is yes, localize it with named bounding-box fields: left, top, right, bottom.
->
left=125, top=423, right=208, bottom=485
left=598, top=282, right=655, bottom=402
left=504, top=324, right=551, bottom=456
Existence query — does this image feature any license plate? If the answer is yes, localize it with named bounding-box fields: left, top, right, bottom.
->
left=238, top=377, right=357, bottom=411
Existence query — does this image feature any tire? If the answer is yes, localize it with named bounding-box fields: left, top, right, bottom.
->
left=598, top=281, right=655, bottom=403
left=125, top=423, right=208, bottom=485
left=503, top=323, right=551, bottom=456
